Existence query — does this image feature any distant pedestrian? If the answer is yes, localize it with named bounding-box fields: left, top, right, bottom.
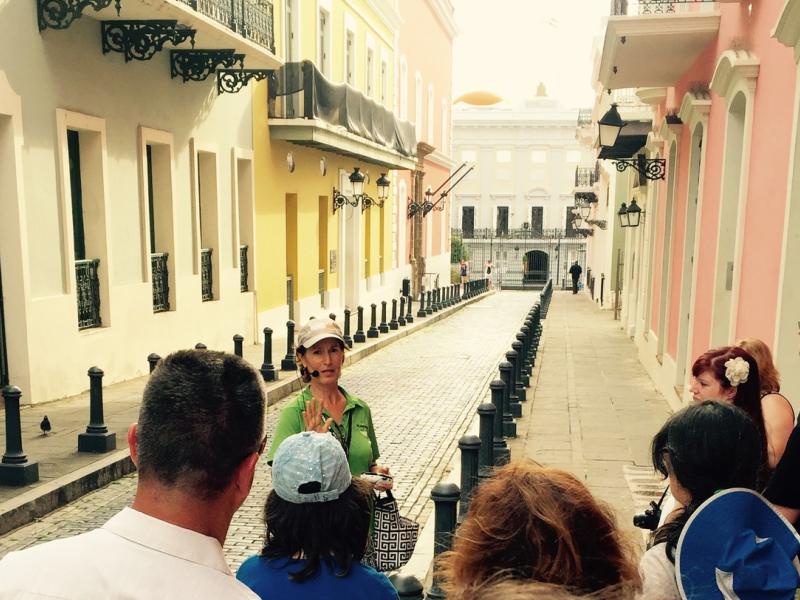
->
left=237, top=432, right=398, bottom=599
left=568, top=261, right=582, bottom=294
left=438, top=460, right=640, bottom=598
left=459, top=259, right=469, bottom=293
left=0, top=350, right=267, bottom=599
left=485, top=260, right=494, bottom=290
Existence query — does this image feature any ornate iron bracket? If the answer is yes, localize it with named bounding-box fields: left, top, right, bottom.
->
left=574, top=228, right=594, bottom=238
left=360, top=194, right=382, bottom=212
left=170, top=49, right=244, bottom=82
left=574, top=191, right=598, bottom=204
left=217, top=69, right=272, bottom=94
left=38, top=0, right=121, bottom=31
left=408, top=198, right=433, bottom=219
left=102, top=20, right=196, bottom=62
left=332, top=188, right=359, bottom=214
left=613, top=155, right=666, bottom=181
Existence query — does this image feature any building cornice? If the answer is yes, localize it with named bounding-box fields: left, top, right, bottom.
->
left=426, top=0, right=458, bottom=39
left=343, top=0, right=401, bottom=46
left=426, top=149, right=457, bottom=169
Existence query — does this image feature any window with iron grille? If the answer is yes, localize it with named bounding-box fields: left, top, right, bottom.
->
left=152, top=253, right=170, bottom=312
left=240, top=245, right=249, bottom=292
left=76, top=259, right=102, bottom=329
left=201, top=248, right=213, bottom=301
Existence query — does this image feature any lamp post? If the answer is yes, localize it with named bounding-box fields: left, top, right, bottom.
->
left=618, top=202, right=629, bottom=228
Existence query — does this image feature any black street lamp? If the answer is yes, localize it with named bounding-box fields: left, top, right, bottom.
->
left=333, top=167, right=381, bottom=213
left=599, top=103, right=666, bottom=181
left=598, top=103, right=625, bottom=149
left=618, top=202, right=629, bottom=228
left=625, top=198, right=643, bottom=228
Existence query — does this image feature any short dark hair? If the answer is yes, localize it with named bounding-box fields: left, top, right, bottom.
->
left=137, top=350, right=265, bottom=499
left=261, top=479, right=372, bottom=582
left=651, top=401, right=763, bottom=562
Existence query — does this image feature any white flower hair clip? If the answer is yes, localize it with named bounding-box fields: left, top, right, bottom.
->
left=724, top=356, right=750, bottom=387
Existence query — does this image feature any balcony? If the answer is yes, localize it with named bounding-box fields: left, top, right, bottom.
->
left=577, top=108, right=593, bottom=128
left=598, top=0, right=721, bottom=89
left=39, top=0, right=279, bottom=70
left=268, top=61, right=418, bottom=171
left=76, top=259, right=102, bottom=329
left=454, top=228, right=579, bottom=240
left=151, top=253, right=171, bottom=312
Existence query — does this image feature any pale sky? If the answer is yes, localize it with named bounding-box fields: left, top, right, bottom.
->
left=451, top=0, right=609, bottom=108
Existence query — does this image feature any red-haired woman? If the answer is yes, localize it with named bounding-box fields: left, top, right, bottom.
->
left=437, top=460, right=640, bottom=599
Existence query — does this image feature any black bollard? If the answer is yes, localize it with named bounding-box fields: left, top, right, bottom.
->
left=194, top=343, right=207, bottom=350
left=511, top=341, right=527, bottom=404
left=431, top=288, right=440, bottom=313
left=343, top=308, right=354, bottom=348
left=329, top=312, right=336, bottom=321
left=281, top=321, right=297, bottom=371
left=260, top=327, right=278, bottom=381
left=389, top=299, right=399, bottom=330
left=78, top=367, right=117, bottom=453
left=477, top=402, right=496, bottom=479
left=233, top=334, right=244, bottom=357
left=425, top=290, right=433, bottom=315
left=417, top=291, right=426, bottom=318
left=499, top=361, right=517, bottom=437
left=379, top=301, right=390, bottom=333
left=490, top=380, right=510, bottom=465
left=519, top=329, right=532, bottom=386
left=354, top=306, right=367, bottom=343
left=147, top=353, right=161, bottom=373
left=427, top=482, right=461, bottom=600
left=368, top=303, right=380, bottom=338
left=458, top=434, right=481, bottom=523
left=406, top=294, right=414, bottom=323
left=389, top=574, right=424, bottom=599
left=398, top=297, right=407, bottom=327
left=0, top=386, right=39, bottom=486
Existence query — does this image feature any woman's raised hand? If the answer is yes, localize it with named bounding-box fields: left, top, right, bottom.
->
left=302, top=397, right=333, bottom=433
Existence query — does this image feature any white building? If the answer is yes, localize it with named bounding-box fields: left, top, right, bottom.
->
left=0, top=1, right=279, bottom=403
left=450, top=89, right=592, bottom=287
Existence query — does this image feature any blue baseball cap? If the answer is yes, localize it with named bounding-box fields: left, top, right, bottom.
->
left=676, top=488, right=800, bottom=599
left=271, top=432, right=352, bottom=504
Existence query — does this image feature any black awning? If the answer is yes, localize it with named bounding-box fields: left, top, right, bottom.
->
left=598, top=121, right=650, bottom=159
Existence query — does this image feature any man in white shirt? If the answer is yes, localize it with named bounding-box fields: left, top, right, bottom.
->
left=0, top=350, right=266, bottom=599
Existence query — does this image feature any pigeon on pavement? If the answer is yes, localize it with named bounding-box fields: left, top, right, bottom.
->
left=40, top=415, right=51, bottom=436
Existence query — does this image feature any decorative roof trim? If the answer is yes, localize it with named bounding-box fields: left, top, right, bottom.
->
left=678, top=90, right=712, bottom=126
left=710, top=49, right=760, bottom=98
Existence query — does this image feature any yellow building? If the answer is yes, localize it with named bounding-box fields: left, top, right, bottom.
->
left=253, top=0, right=417, bottom=327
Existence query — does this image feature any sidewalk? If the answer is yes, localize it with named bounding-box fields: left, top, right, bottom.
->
left=0, top=294, right=485, bottom=533
left=509, top=291, right=673, bottom=539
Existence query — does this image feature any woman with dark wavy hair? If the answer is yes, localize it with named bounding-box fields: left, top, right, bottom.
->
left=438, top=460, right=640, bottom=598
left=638, top=401, right=763, bottom=599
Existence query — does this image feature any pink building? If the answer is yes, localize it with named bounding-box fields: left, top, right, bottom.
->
left=394, top=0, right=457, bottom=293
left=588, top=0, right=800, bottom=411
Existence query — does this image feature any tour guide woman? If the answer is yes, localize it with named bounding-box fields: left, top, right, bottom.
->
left=267, top=318, right=392, bottom=488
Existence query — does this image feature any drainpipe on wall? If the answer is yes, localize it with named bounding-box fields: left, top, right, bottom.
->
left=412, top=142, right=436, bottom=297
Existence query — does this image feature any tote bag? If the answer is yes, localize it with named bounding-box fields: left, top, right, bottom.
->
left=363, top=490, right=419, bottom=572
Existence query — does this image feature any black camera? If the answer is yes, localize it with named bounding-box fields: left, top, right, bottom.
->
left=633, top=500, right=662, bottom=531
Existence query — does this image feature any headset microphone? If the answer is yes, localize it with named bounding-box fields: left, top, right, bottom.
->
left=310, top=370, right=320, bottom=377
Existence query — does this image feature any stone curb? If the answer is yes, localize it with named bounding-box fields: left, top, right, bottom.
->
left=0, top=290, right=492, bottom=537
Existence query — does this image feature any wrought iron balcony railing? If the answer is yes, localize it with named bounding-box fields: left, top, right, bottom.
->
left=318, top=269, right=325, bottom=306
left=286, top=275, right=294, bottom=321
left=575, top=166, right=598, bottom=188
left=611, top=0, right=716, bottom=16
left=453, top=228, right=581, bottom=241
left=177, top=0, right=275, bottom=53
left=201, top=247, right=213, bottom=301
left=151, top=253, right=170, bottom=312
left=76, top=258, right=102, bottom=329
left=577, top=108, right=593, bottom=127
left=240, top=245, right=249, bottom=292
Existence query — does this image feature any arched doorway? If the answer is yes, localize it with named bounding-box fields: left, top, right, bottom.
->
left=523, top=250, right=548, bottom=284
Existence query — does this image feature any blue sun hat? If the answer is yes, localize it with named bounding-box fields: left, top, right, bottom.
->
left=676, top=488, right=800, bottom=600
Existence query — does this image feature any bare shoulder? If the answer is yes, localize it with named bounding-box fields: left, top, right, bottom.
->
left=762, top=393, right=795, bottom=425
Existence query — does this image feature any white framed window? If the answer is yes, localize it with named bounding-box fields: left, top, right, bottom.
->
left=461, top=149, right=476, bottom=162
left=531, top=150, right=547, bottom=163
left=318, top=8, right=331, bottom=77
left=380, top=59, right=388, bottom=106
left=496, top=150, right=512, bottom=163
left=345, top=29, right=355, bottom=86
left=399, top=56, right=408, bottom=120
left=426, top=84, right=435, bottom=143
left=414, top=72, right=423, bottom=140
left=566, top=150, right=581, bottom=163
left=366, top=46, right=374, bottom=97
left=440, top=99, right=449, bottom=154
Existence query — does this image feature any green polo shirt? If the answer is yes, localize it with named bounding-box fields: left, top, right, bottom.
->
left=267, top=386, right=380, bottom=477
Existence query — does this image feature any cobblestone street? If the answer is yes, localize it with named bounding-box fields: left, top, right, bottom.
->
left=0, top=291, right=537, bottom=569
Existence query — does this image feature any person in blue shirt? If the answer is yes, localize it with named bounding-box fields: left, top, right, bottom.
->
left=237, top=431, right=398, bottom=600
